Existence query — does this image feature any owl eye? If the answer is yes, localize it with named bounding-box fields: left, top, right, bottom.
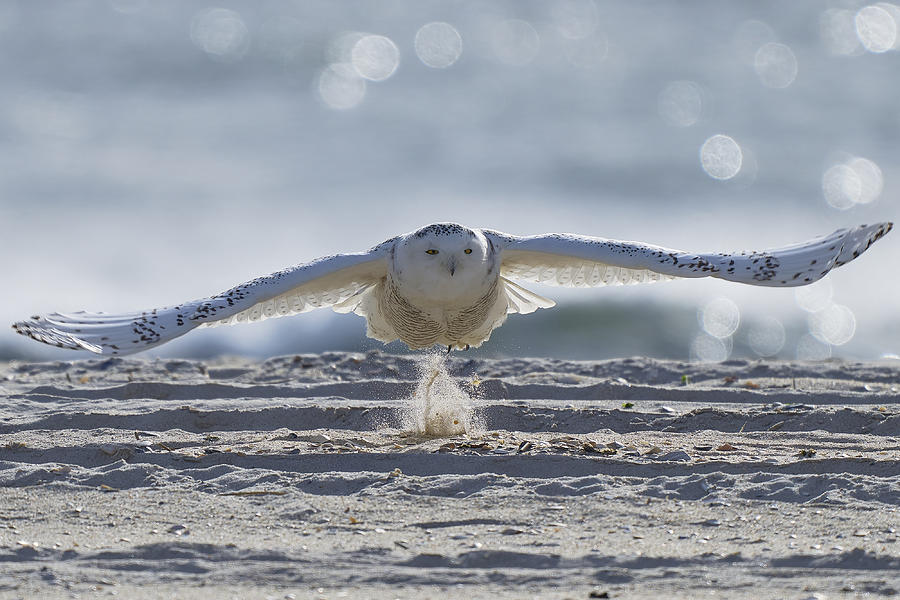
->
left=425, top=249, right=439, bottom=255
left=464, top=248, right=473, bottom=254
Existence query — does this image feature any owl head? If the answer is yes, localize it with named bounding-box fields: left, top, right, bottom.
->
left=392, top=223, right=496, bottom=305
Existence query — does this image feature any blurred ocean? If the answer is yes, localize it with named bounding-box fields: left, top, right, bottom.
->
left=1, top=1, right=898, bottom=362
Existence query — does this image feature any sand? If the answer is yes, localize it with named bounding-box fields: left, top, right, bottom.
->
left=0, top=351, right=898, bottom=599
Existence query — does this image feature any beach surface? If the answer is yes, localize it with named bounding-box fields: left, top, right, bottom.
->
left=1, top=351, right=898, bottom=599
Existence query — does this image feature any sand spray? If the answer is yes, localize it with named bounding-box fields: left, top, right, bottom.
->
left=401, top=350, right=483, bottom=437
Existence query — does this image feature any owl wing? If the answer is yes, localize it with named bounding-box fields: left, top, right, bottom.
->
left=485, top=222, right=892, bottom=291
left=12, top=239, right=395, bottom=355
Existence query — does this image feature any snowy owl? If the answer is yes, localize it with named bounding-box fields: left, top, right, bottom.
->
left=13, top=221, right=892, bottom=355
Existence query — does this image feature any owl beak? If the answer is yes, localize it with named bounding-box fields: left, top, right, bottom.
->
left=446, top=257, right=456, bottom=276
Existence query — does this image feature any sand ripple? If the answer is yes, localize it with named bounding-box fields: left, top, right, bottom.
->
left=1, top=351, right=898, bottom=598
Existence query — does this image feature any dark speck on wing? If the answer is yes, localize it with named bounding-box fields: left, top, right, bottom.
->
left=188, top=236, right=397, bottom=324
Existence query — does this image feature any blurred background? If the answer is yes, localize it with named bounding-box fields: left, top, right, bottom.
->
left=1, top=0, right=898, bottom=362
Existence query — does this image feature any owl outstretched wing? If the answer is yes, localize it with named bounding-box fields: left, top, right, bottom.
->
left=12, top=239, right=395, bottom=355
left=486, top=222, right=892, bottom=289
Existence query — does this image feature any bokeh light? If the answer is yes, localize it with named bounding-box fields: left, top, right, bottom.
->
left=691, top=333, right=731, bottom=363
left=700, top=134, right=743, bottom=180
left=658, top=80, right=704, bottom=127
left=848, top=156, right=884, bottom=204
left=491, top=19, right=541, bottom=66
left=414, top=22, right=463, bottom=69
left=822, top=164, right=861, bottom=209
left=326, top=31, right=365, bottom=64
left=877, top=2, right=900, bottom=49
left=808, top=303, right=857, bottom=346
left=551, top=0, right=599, bottom=40
left=754, top=42, right=798, bottom=88
left=699, top=297, right=740, bottom=339
left=822, top=156, right=883, bottom=209
left=856, top=4, right=898, bottom=53
left=352, top=35, right=400, bottom=81
left=747, top=316, right=786, bottom=357
left=317, top=63, right=366, bottom=110
left=190, top=8, right=250, bottom=62
left=820, top=9, right=864, bottom=55
left=795, top=277, right=834, bottom=313
left=796, top=333, right=833, bottom=361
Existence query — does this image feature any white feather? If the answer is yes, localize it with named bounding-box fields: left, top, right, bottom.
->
left=487, top=222, right=892, bottom=288
left=502, top=277, right=556, bottom=314
left=13, top=244, right=392, bottom=355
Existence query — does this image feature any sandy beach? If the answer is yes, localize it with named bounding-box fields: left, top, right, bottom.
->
left=0, top=351, right=897, bottom=599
